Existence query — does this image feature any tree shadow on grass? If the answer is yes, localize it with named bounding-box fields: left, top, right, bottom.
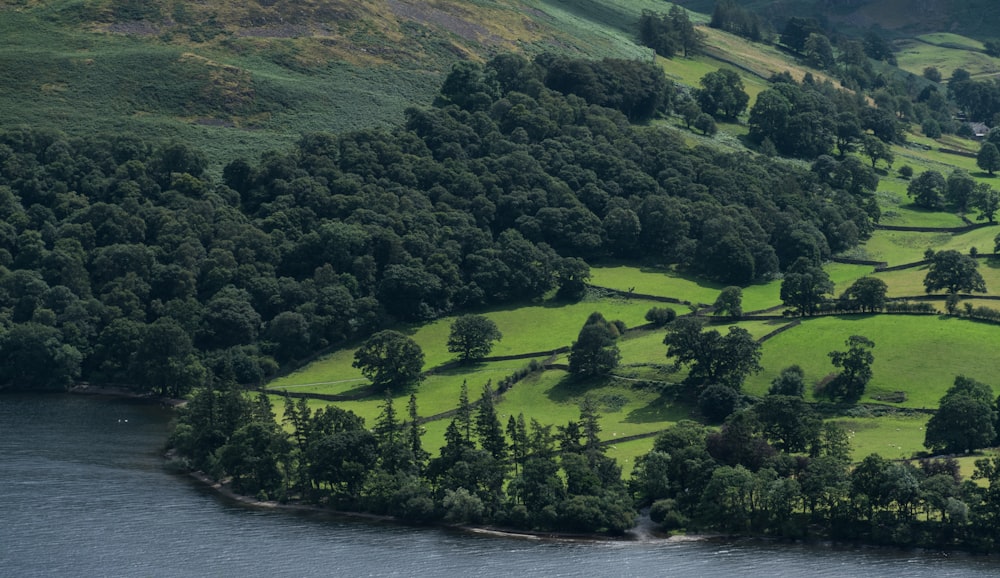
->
left=624, top=394, right=693, bottom=424
left=544, top=373, right=606, bottom=404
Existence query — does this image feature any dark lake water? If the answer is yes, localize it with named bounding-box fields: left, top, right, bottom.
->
left=3, top=392, right=1000, bottom=577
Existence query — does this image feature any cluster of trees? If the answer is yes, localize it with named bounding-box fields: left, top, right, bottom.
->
left=638, top=7, right=703, bottom=59
left=907, top=168, right=999, bottom=220
left=633, top=390, right=1000, bottom=551
left=779, top=259, right=887, bottom=317
left=950, top=69, right=1000, bottom=125
left=749, top=73, right=903, bottom=159
left=0, top=52, right=880, bottom=393
left=775, top=248, right=987, bottom=317
left=662, top=312, right=875, bottom=422
left=171, top=381, right=635, bottom=534
left=709, top=1, right=772, bottom=43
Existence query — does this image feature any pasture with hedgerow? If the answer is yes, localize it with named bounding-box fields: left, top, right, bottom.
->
left=9, top=0, right=1000, bottom=548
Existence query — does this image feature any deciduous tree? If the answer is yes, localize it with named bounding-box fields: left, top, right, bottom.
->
left=569, top=312, right=621, bottom=377
left=696, top=69, right=749, bottom=119
left=979, top=142, right=1000, bottom=176
left=825, top=335, right=875, bottom=403
left=839, top=277, right=888, bottom=312
left=780, top=257, right=833, bottom=316
left=713, top=286, right=743, bottom=318
left=353, top=330, right=425, bottom=391
left=923, top=249, right=987, bottom=295
left=447, top=314, right=502, bottom=363
left=925, top=376, right=997, bottom=454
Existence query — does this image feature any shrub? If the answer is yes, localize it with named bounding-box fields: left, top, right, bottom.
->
left=645, top=306, right=677, bottom=326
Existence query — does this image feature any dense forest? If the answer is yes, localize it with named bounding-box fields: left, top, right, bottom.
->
left=0, top=53, right=876, bottom=394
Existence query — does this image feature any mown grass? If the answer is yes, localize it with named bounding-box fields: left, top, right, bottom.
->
left=657, top=53, right=769, bottom=107
left=894, top=140, right=985, bottom=178
left=744, top=315, right=1000, bottom=408
left=269, top=294, right=658, bottom=394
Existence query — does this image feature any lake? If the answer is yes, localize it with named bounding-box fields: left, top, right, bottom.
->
left=2, top=393, right=999, bottom=577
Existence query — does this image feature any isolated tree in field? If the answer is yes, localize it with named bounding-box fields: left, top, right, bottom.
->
left=946, top=169, right=977, bottom=211
left=353, top=330, right=425, bottom=391
left=569, top=312, right=621, bottom=378
left=825, top=335, right=875, bottom=403
left=447, top=314, right=503, bottom=363
left=713, top=286, right=743, bottom=318
left=971, top=183, right=1000, bottom=223
left=694, top=113, right=717, bottom=136
left=663, top=317, right=762, bottom=390
left=839, top=277, right=888, bottom=313
left=780, top=257, right=833, bottom=316
left=924, top=376, right=997, bottom=454
left=862, top=135, right=893, bottom=169
left=677, top=97, right=702, bottom=129
left=696, top=69, right=749, bottom=119
left=907, top=170, right=947, bottom=210
left=923, top=249, right=986, bottom=295
left=978, top=142, right=1000, bottom=176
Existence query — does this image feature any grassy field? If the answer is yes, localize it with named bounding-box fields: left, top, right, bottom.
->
left=744, top=315, right=1000, bottom=408
left=875, top=178, right=969, bottom=228
left=833, top=413, right=931, bottom=461
left=896, top=36, right=999, bottom=80
left=589, top=263, right=787, bottom=311
left=857, top=226, right=1000, bottom=266
left=876, top=257, right=1000, bottom=297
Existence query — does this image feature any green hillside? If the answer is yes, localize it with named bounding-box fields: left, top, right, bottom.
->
left=0, top=0, right=670, bottom=173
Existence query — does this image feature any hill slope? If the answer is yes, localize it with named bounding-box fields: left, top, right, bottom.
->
left=0, top=0, right=667, bottom=171
left=676, top=0, right=1000, bottom=38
